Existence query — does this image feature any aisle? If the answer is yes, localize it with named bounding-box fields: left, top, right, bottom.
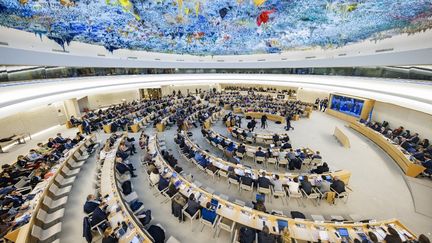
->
left=131, top=128, right=232, bottom=243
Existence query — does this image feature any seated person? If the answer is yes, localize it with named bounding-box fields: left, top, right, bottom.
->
left=240, top=174, right=254, bottom=187
left=300, top=176, right=313, bottom=195
left=201, top=202, right=217, bottom=225
left=26, top=149, right=43, bottom=162
left=271, top=175, right=283, bottom=192
left=64, top=139, right=75, bottom=150
left=54, top=133, right=67, bottom=144
left=281, top=142, right=292, bottom=149
left=317, top=175, right=332, bottom=193
left=257, top=172, right=273, bottom=189
left=422, top=155, right=432, bottom=174
left=157, top=176, right=169, bottom=192
left=90, top=201, right=109, bottom=230
left=226, top=142, right=236, bottom=154
left=185, top=194, right=200, bottom=216
left=287, top=177, right=300, bottom=194
left=287, top=149, right=297, bottom=160
left=272, top=134, right=279, bottom=143
left=311, top=162, right=329, bottom=174
left=227, top=167, right=239, bottom=181
left=149, top=168, right=160, bottom=185
left=258, top=225, right=276, bottom=243
left=115, top=157, right=137, bottom=177
left=330, top=176, right=346, bottom=194
left=237, top=144, right=246, bottom=154
left=147, top=224, right=166, bottom=243
left=83, top=194, right=100, bottom=214
left=255, top=147, right=266, bottom=158
left=253, top=198, right=267, bottom=213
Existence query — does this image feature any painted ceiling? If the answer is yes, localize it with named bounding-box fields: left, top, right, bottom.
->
left=0, top=0, right=431, bottom=55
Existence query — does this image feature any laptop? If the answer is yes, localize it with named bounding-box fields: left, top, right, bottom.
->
left=338, top=228, right=349, bottom=237
left=277, top=219, right=289, bottom=231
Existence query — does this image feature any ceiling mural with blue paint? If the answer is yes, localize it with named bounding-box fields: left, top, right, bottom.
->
left=0, top=0, right=431, bottom=55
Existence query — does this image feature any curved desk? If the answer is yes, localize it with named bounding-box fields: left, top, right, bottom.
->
left=11, top=134, right=96, bottom=243
left=150, top=136, right=416, bottom=241
left=350, top=122, right=425, bottom=177
left=100, top=134, right=154, bottom=243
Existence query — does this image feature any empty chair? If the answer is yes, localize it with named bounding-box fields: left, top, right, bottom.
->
left=123, top=191, right=138, bottom=203
left=255, top=156, right=265, bottom=165
left=278, top=158, right=288, bottom=168
left=302, top=188, right=321, bottom=206
left=245, top=151, right=255, bottom=158
left=182, top=204, right=200, bottom=231
left=273, top=189, right=287, bottom=205
left=36, top=208, right=65, bottom=229
left=216, top=217, right=236, bottom=240
left=266, top=157, right=278, bottom=169
left=61, top=166, right=80, bottom=178
left=228, top=177, right=240, bottom=190
left=166, top=236, right=181, bottom=243
left=286, top=188, right=304, bottom=207
left=31, top=222, right=62, bottom=242
left=257, top=185, right=272, bottom=202
left=240, top=182, right=254, bottom=198
left=205, top=168, right=217, bottom=181
left=67, top=158, right=85, bottom=169
left=218, top=170, right=229, bottom=180
left=311, top=214, right=325, bottom=222
left=48, top=183, right=72, bottom=199
left=42, top=196, right=68, bottom=213
left=54, top=174, right=76, bottom=187
left=235, top=152, right=244, bottom=159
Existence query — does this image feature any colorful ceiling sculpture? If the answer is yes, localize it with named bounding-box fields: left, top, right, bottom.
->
left=0, top=0, right=431, bottom=55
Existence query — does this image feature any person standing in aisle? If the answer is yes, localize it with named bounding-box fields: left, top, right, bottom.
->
left=261, top=115, right=268, bottom=129
left=251, top=118, right=257, bottom=131
left=285, top=115, right=294, bottom=131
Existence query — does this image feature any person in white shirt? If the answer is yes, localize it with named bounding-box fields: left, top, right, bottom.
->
left=149, top=168, right=160, bottom=185
left=287, top=177, right=300, bottom=194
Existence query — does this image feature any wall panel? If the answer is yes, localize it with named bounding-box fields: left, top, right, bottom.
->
left=372, top=102, right=432, bottom=140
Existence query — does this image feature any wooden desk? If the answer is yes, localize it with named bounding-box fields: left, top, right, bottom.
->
left=150, top=137, right=415, bottom=241
left=100, top=135, right=153, bottom=243
left=350, top=122, right=425, bottom=177
left=0, top=133, right=30, bottom=153
left=334, top=127, right=350, bottom=148
left=244, top=112, right=285, bottom=123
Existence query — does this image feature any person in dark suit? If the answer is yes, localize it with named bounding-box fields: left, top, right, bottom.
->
left=237, top=144, right=246, bottom=154
left=330, top=177, right=346, bottom=194
left=257, top=172, right=273, bottom=189
left=83, top=194, right=100, bottom=214
left=240, top=174, right=254, bottom=187
left=90, top=202, right=109, bottom=229
left=311, top=162, right=329, bottom=174
left=384, top=227, right=403, bottom=243
left=185, top=194, right=200, bottom=216
left=300, top=176, right=313, bottom=195
left=147, top=225, right=165, bottom=243
left=260, top=115, right=268, bottom=129
left=255, top=147, right=266, bottom=157
left=258, top=225, right=276, bottom=243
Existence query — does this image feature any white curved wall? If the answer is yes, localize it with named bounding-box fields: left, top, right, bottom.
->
left=0, top=74, right=431, bottom=119
left=1, top=27, right=432, bottom=68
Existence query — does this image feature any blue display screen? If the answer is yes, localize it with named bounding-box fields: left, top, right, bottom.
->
left=330, top=95, right=364, bottom=117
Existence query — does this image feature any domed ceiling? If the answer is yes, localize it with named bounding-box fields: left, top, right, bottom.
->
left=0, top=0, right=431, bottom=55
